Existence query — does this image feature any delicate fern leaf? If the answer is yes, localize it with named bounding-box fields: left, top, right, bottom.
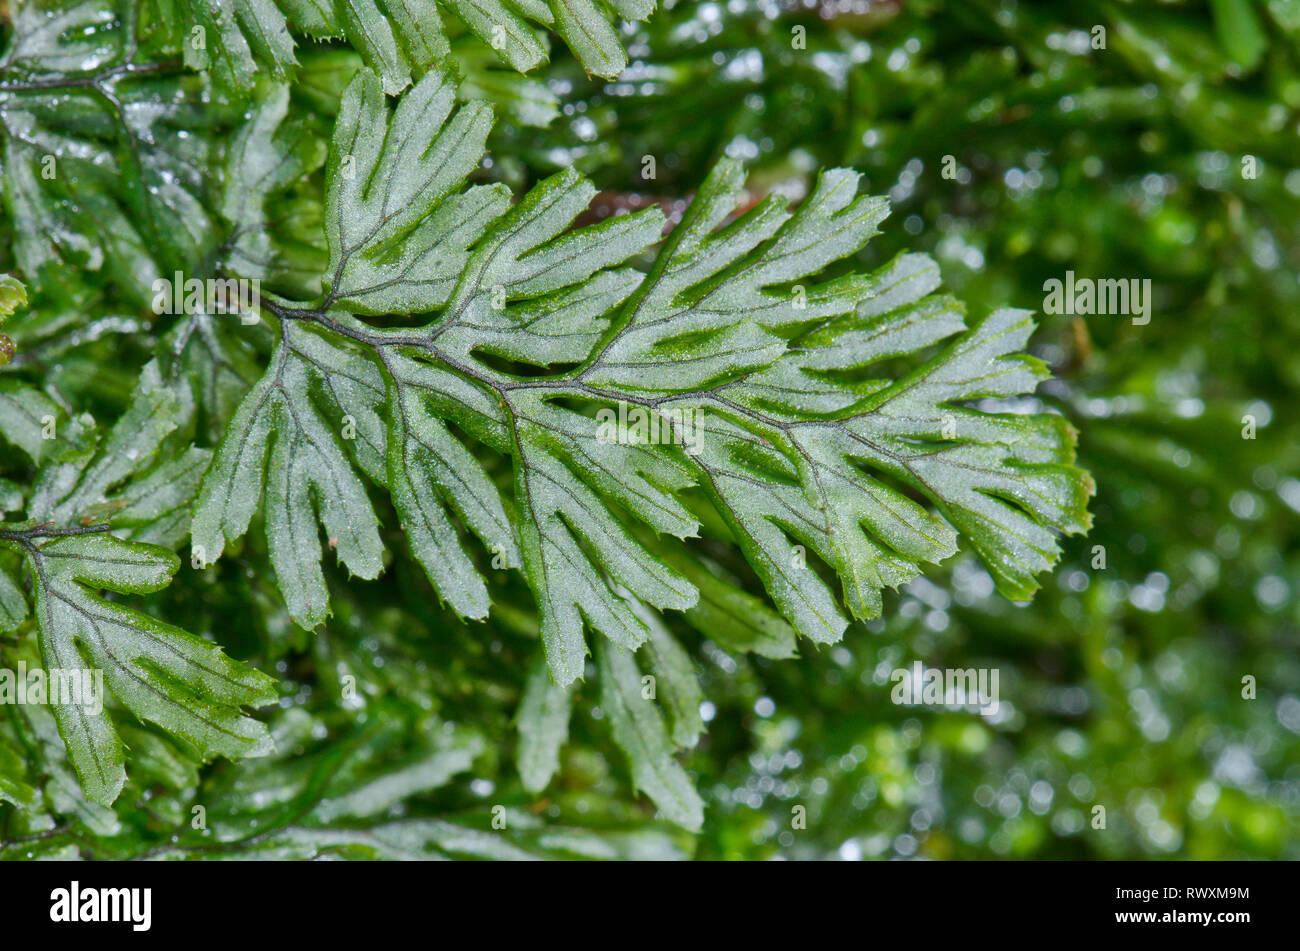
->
left=546, top=0, right=632, bottom=78
left=192, top=329, right=385, bottom=628
left=138, top=814, right=683, bottom=860
left=683, top=409, right=851, bottom=643
left=640, top=606, right=703, bottom=749
left=573, top=162, right=1089, bottom=628
left=0, top=563, right=28, bottom=631
left=23, top=361, right=211, bottom=551
left=103, top=447, right=214, bottom=550
left=161, top=0, right=441, bottom=96
left=0, top=380, right=59, bottom=462
left=0, top=0, right=235, bottom=304
left=784, top=306, right=1095, bottom=606
left=657, top=544, right=798, bottom=660
left=428, top=172, right=665, bottom=368
left=192, top=318, right=514, bottom=623
left=446, top=0, right=548, bottom=74
left=155, top=305, right=278, bottom=447
left=3, top=687, right=121, bottom=836
left=467, top=0, right=651, bottom=78
left=203, top=66, right=1090, bottom=693
left=0, top=725, right=38, bottom=809
left=286, top=323, right=389, bottom=481
left=582, top=163, right=890, bottom=394
left=596, top=640, right=703, bottom=831
left=0, top=363, right=277, bottom=806
left=34, top=362, right=183, bottom=525
left=158, top=0, right=648, bottom=95
left=172, top=707, right=635, bottom=860
left=503, top=391, right=701, bottom=685
left=515, top=651, right=573, bottom=792
left=384, top=363, right=513, bottom=619
left=324, top=0, right=443, bottom=94
left=324, top=68, right=500, bottom=314
left=167, top=0, right=297, bottom=93
left=25, top=533, right=277, bottom=805
left=5, top=361, right=209, bottom=545
left=510, top=427, right=696, bottom=683
left=221, top=80, right=328, bottom=289
left=116, top=722, right=204, bottom=795
left=312, top=730, right=484, bottom=822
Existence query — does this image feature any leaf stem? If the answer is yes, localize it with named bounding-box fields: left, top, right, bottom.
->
left=0, top=523, right=114, bottom=548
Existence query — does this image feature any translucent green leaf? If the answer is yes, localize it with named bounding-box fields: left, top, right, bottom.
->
left=659, top=544, right=798, bottom=660
left=596, top=640, right=704, bottom=831
left=312, top=731, right=484, bottom=822
left=200, top=65, right=1091, bottom=702
left=192, top=332, right=385, bottom=628
left=0, top=0, right=230, bottom=304
left=158, top=0, right=650, bottom=95
left=172, top=0, right=296, bottom=93
left=1210, top=0, right=1267, bottom=70
left=26, top=533, right=276, bottom=805
left=324, top=67, right=500, bottom=314
left=515, top=651, right=573, bottom=792
left=0, top=381, right=58, bottom=462
left=0, top=361, right=278, bottom=807
left=0, top=731, right=38, bottom=808
left=221, top=80, right=328, bottom=289
left=640, top=608, right=704, bottom=750
left=0, top=565, right=28, bottom=632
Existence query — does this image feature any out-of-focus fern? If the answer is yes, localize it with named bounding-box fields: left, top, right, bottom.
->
left=158, top=0, right=654, bottom=94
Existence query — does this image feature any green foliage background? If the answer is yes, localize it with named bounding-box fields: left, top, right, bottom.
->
left=1, top=0, right=1298, bottom=859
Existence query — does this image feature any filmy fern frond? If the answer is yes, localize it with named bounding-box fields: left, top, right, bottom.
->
left=0, top=362, right=277, bottom=806
left=158, top=0, right=654, bottom=94
left=193, top=66, right=1094, bottom=694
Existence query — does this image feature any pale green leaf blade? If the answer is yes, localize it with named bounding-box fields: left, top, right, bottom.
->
left=640, top=608, right=704, bottom=749
left=29, top=533, right=277, bottom=805
left=515, top=652, right=573, bottom=792
left=547, top=0, right=628, bottom=78
left=596, top=640, right=704, bottom=831
left=0, top=381, right=58, bottom=462
left=0, top=565, right=29, bottom=632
